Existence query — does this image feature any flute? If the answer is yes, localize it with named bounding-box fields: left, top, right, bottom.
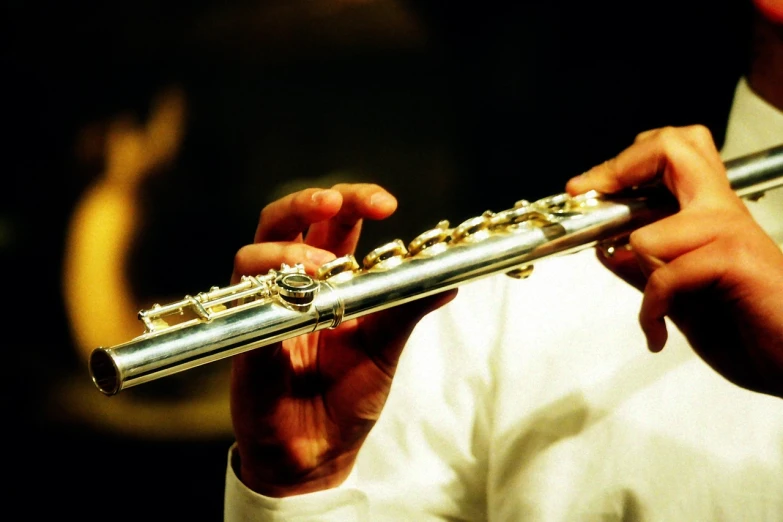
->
left=89, top=145, right=783, bottom=396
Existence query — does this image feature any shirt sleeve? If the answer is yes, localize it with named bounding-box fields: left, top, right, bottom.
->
left=224, top=444, right=371, bottom=522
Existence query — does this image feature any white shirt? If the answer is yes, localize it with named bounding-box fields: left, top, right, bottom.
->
left=723, top=77, right=783, bottom=246
left=224, top=79, right=783, bottom=521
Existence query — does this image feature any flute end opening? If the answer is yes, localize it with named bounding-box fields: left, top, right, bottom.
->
left=90, top=348, right=121, bottom=396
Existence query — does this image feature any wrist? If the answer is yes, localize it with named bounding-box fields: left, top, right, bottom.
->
left=232, top=446, right=358, bottom=498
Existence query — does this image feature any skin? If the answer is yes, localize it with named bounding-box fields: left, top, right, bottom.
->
left=563, top=0, right=783, bottom=398
left=566, top=126, right=783, bottom=398
left=230, top=183, right=456, bottom=496
left=753, top=0, right=783, bottom=24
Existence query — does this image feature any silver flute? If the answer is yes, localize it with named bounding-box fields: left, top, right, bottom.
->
left=90, top=145, right=783, bottom=395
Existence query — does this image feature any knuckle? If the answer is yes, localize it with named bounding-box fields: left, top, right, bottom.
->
left=721, top=228, right=756, bottom=270
left=653, top=127, right=688, bottom=162
left=634, top=128, right=659, bottom=143
left=687, top=124, right=713, bottom=143
left=654, top=126, right=679, bottom=147
left=645, top=266, right=668, bottom=294
left=627, top=229, right=649, bottom=253
left=627, top=229, right=661, bottom=274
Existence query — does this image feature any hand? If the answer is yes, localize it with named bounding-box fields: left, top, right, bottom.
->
left=229, top=183, right=457, bottom=496
left=566, top=125, right=783, bottom=398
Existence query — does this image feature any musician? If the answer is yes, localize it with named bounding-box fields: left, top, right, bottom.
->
left=223, top=0, right=783, bottom=519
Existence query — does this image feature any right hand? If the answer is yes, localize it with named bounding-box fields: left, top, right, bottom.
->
left=566, top=126, right=783, bottom=398
left=229, top=183, right=457, bottom=497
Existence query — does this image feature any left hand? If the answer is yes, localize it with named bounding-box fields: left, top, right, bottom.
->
left=229, top=183, right=456, bottom=496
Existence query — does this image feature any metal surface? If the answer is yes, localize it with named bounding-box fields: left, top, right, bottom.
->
left=89, top=145, right=783, bottom=395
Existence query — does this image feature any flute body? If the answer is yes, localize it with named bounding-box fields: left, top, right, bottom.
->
left=89, top=145, right=783, bottom=396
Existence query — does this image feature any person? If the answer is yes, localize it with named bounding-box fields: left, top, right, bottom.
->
left=221, top=1, right=783, bottom=519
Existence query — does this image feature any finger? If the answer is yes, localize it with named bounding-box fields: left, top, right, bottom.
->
left=634, top=125, right=725, bottom=175
left=231, top=242, right=337, bottom=283
left=626, top=208, right=722, bottom=270
left=566, top=127, right=729, bottom=207
left=676, top=125, right=726, bottom=174
left=639, top=244, right=726, bottom=353
left=305, top=183, right=397, bottom=256
left=356, top=289, right=458, bottom=376
left=627, top=203, right=758, bottom=278
left=254, top=188, right=344, bottom=244
left=633, top=128, right=659, bottom=143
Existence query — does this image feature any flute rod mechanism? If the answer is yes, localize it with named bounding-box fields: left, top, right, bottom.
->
left=89, top=144, right=783, bottom=396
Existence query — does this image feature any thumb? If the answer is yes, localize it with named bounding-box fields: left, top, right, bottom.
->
left=359, top=289, right=458, bottom=373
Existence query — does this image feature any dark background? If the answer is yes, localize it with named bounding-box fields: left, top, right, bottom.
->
left=3, top=1, right=751, bottom=519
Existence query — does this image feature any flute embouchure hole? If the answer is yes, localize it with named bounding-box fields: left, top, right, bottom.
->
left=90, top=349, right=120, bottom=396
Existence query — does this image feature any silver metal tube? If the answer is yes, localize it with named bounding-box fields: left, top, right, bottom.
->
left=726, top=145, right=783, bottom=197
left=89, top=145, right=783, bottom=395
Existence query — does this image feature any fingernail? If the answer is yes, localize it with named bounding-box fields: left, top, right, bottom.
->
left=647, top=338, right=663, bottom=353
left=311, top=190, right=330, bottom=205
left=370, top=192, right=395, bottom=207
